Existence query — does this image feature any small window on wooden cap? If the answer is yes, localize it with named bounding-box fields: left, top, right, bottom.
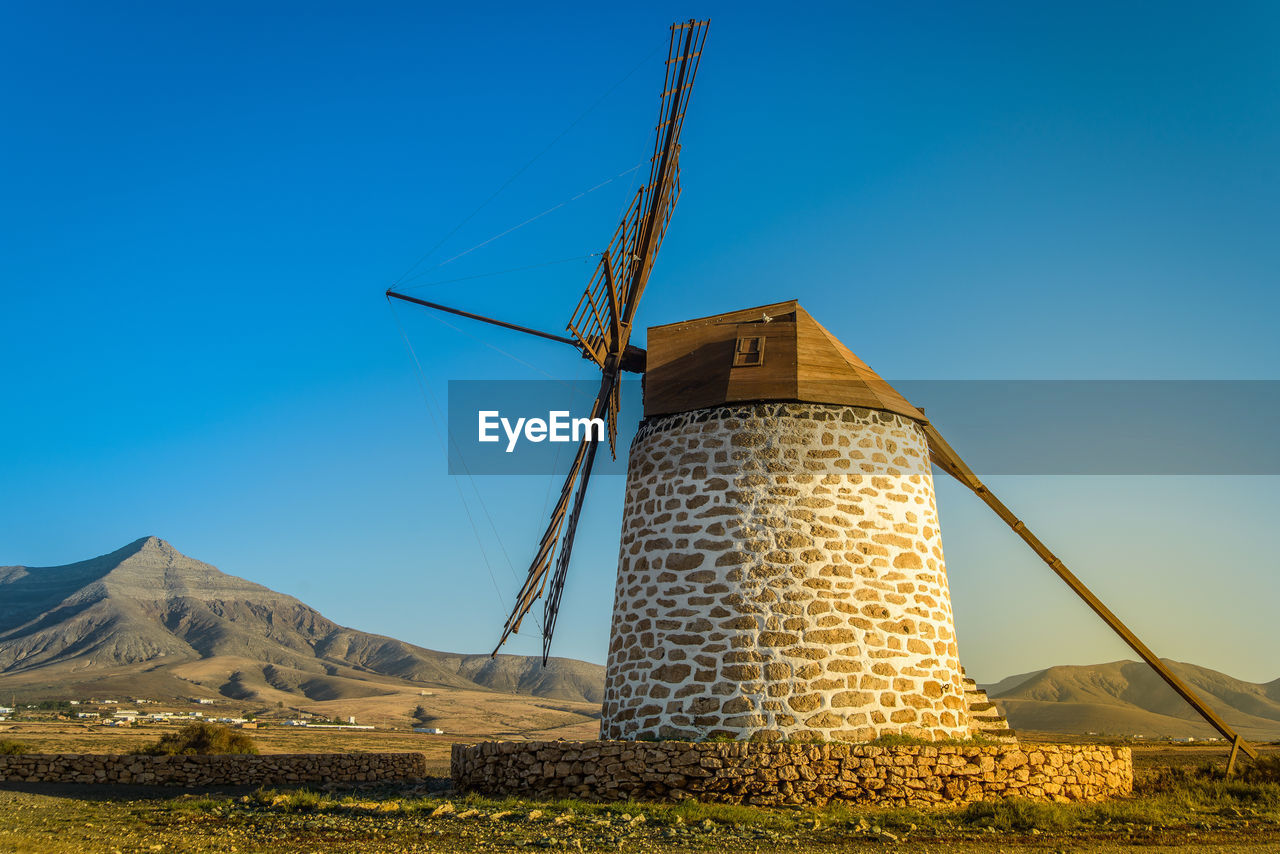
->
left=733, top=335, right=765, bottom=367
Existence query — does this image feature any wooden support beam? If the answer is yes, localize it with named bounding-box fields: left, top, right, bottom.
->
left=386, top=289, right=580, bottom=348
left=602, top=250, right=622, bottom=355
left=920, top=420, right=1259, bottom=762
left=1226, top=734, right=1243, bottom=777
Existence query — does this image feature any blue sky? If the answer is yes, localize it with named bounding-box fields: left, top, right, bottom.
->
left=2, top=2, right=1277, bottom=683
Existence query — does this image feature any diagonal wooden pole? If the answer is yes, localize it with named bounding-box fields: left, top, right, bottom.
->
left=920, top=420, right=1258, bottom=761
left=1226, top=734, right=1244, bottom=777
left=386, top=289, right=581, bottom=348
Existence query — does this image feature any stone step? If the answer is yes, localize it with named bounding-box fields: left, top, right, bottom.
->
left=973, top=718, right=1010, bottom=730
left=960, top=678, right=1018, bottom=743
left=977, top=729, right=1019, bottom=743
left=969, top=707, right=1007, bottom=722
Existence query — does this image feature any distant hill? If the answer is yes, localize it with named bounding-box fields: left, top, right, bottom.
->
left=0, top=537, right=605, bottom=706
left=982, top=660, right=1280, bottom=741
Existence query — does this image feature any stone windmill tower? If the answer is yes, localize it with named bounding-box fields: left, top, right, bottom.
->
left=392, top=19, right=1260, bottom=762
left=598, top=300, right=1004, bottom=742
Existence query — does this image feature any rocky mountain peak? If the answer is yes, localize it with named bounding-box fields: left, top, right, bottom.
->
left=130, top=535, right=176, bottom=555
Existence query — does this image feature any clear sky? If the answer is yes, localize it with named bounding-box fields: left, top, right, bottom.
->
left=2, top=1, right=1277, bottom=683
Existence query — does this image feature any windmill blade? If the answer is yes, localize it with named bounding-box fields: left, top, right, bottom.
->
left=492, top=373, right=619, bottom=656
left=567, top=253, right=617, bottom=371
left=650, top=148, right=681, bottom=260
left=624, top=148, right=680, bottom=311
left=568, top=188, right=644, bottom=370
left=643, top=20, right=706, bottom=221
left=619, top=18, right=709, bottom=328
left=566, top=188, right=644, bottom=456
left=494, top=19, right=708, bottom=660
left=921, top=419, right=1259, bottom=760
left=491, top=434, right=593, bottom=654
left=540, top=419, right=601, bottom=663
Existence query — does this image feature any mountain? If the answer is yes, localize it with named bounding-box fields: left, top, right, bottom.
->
left=982, top=660, right=1280, bottom=741
left=0, top=537, right=605, bottom=708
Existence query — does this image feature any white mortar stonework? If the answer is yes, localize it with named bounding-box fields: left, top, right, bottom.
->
left=601, top=402, right=974, bottom=742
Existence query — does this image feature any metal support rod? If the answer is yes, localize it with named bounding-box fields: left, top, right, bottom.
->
left=386, top=289, right=581, bottom=348
left=921, top=420, right=1259, bottom=762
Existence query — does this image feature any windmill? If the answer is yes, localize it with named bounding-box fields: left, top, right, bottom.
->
left=388, top=19, right=1257, bottom=766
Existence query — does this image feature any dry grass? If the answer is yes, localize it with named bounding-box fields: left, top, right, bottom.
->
left=132, top=722, right=260, bottom=755
left=0, top=738, right=29, bottom=755
left=0, top=721, right=458, bottom=773
left=1, top=760, right=1277, bottom=854
left=0, top=731, right=1277, bottom=853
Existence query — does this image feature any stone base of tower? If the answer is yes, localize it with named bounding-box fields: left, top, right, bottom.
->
left=451, top=740, right=1132, bottom=807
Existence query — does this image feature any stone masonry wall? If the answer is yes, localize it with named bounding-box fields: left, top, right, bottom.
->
left=0, top=752, right=427, bottom=786
left=452, top=740, right=1133, bottom=807
left=602, top=403, right=971, bottom=742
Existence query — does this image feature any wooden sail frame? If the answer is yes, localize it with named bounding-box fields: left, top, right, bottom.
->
left=494, top=19, right=710, bottom=661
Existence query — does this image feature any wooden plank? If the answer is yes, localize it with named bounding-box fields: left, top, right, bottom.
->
left=648, top=299, right=801, bottom=332
left=795, top=309, right=925, bottom=420
left=1227, top=735, right=1243, bottom=777
left=386, top=290, right=579, bottom=348
left=645, top=323, right=736, bottom=415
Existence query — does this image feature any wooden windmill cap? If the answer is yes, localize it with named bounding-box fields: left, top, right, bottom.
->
left=643, top=299, right=925, bottom=422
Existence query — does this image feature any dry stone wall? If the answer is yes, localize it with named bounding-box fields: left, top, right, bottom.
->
left=602, top=402, right=972, bottom=742
left=452, top=740, right=1132, bottom=807
left=0, top=752, right=427, bottom=786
